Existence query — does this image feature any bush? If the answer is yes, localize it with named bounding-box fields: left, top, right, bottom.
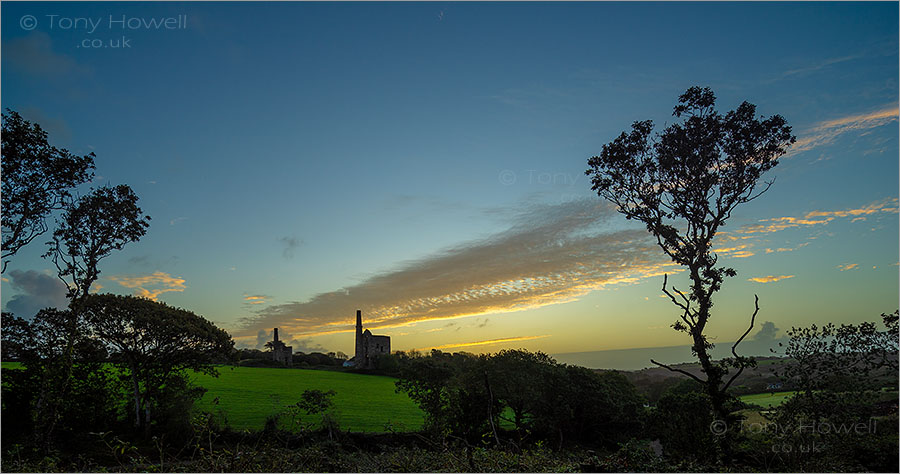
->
left=651, top=381, right=719, bottom=463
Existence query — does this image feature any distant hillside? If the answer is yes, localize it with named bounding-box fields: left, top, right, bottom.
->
left=615, top=356, right=789, bottom=402
left=552, top=337, right=788, bottom=371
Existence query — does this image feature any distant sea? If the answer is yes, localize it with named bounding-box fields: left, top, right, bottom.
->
left=552, top=338, right=788, bottom=371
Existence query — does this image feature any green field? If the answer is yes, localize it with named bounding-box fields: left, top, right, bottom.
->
left=738, top=390, right=797, bottom=408
left=3, top=363, right=424, bottom=432
left=190, top=367, right=425, bottom=432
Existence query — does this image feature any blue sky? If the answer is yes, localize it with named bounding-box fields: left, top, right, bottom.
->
left=2, top=1, right=897, bottom=362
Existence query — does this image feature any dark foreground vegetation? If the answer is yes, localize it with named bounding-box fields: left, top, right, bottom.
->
left=3, top=316, right=898, bottom=473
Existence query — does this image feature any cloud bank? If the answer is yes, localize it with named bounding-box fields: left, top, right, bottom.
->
left=240, top=200, right=672, bottom=339
left=3, top=270, right=69, bottom=318
left=753, top=321, right=780, bottom=342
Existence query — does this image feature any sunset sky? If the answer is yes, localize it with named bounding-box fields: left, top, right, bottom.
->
left=2, top=2, right=897, bottom=364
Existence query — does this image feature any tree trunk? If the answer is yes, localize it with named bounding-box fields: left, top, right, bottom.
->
left=35, top=308, right=81, bottom=447
left=143, top=404, right=152, bottom=438
left=131, top=373, right=142, bottom=429
left=689, top=272, right=732, bottom=463
left=482, top=371, right=501, bottom=446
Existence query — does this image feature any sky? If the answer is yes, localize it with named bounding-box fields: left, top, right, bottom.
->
left=2, top=1, right=898, bottom=367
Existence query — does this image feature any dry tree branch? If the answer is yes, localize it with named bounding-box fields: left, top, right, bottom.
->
left=650, top=358, right=705, bottom=384
left=662, top=274, right=690, bottom=313
left=723, top=295, right=759, bottom=392
left=662, top=274, right=695, bottom=328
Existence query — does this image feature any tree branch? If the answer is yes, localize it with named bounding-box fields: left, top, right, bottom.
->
left=723, top=295, right=759, bottom=392
left=661, top=274, right=690, bottom=313
left=650, top=358, right=704, bottom=384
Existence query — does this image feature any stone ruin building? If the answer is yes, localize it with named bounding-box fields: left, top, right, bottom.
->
left=350, top=309, right=391, bottom=369
left=270, top=328, right=293, bottom=366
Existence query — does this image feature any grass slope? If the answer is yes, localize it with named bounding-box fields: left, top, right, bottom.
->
left=191, top=367, right=424, bottom=432
left=738, top=390, right=797, bottom=409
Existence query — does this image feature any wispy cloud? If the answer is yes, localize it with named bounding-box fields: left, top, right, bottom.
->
left=748, top=275, right=795, bottom=283
left=419, top=335, right=551, bottom=352
left=19, top=107, right=72, bottom=143
left=278, top=236, right=302, bottom=259
left=1, top=32, right=89, bottom=77
left=779, top=55, right=860, bottom=79
left=837, top=263, right=858, bottom=272
left=787, top=106, right=899, bottom=157
left=108, top=271, right=186, bottom=300
left=806, top=199, right=899, bottom=218
left=738, top=216, right=835, bottom=234
left=764, top=242, right=810, bottom=254
left=243, top=294, right=270, bottom=305
left=736, top=198, right=898, bottom=235
left=239, top=200, right=674, bottom=338
left=711, top=244, right=754, bottom=258
left=488, top=83, right=575, bottom=109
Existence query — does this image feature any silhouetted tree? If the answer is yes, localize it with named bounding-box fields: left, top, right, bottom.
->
left=44, top=184, right=151, bottom=301
left=0, top=311, right=32, bottom=361
left=294, top=389, right=339, bottom=438
left=533, top=365, right=644, bottom=449
left=485, top=349, right=556, bottom=436
left=1, top=109, right=95, bottom=273
left=395, top=350, right=497, bottom=441
left=2, top=309, right=119, bottom=446
left=652, top=381, right=719, bottom=462
left=32, top=184, right=150, bottom=443
left=81, top=293, right=234, bottom=432
left=777, top=310, right=899, bottom=404
left=585, top=86, right=795, bottom=425
left=765, top=311, right=900, bottom=472
left=395, top=351, right=460, bottom=436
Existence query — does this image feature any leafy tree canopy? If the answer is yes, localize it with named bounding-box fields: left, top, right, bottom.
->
left=1, top=109, right=95, bottom=272
left=80, top=293, right=234, bottom=429
left=44, top=185, right=151, bottom=300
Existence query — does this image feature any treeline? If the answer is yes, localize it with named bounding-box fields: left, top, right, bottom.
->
left=367, top=315, right=899, bottom=473
left=235, top=348, right=348, bottom=368
left=385, top=349, right=644, bottom=450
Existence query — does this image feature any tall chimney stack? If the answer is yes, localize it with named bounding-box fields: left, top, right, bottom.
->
left=355, top=310, right=363, bottom=362
left=274, top=328, right=279, bottom=342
